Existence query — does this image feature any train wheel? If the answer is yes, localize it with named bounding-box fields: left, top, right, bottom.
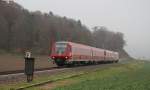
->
left=115, top=60, right=119, bottom=63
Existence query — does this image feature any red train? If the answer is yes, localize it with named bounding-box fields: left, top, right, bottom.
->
left=50, top=41, right=119, bottom=66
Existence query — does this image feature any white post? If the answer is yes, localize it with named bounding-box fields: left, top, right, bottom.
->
left=25, top=51, right=31, bottom=58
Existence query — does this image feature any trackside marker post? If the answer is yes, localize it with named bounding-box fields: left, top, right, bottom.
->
left=24, top=51, right=35, bottom=82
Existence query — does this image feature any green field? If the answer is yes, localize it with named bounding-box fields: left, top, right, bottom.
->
left=52, top=60, right=150, bottom=90
left=0, top=60, right=150, bottom=90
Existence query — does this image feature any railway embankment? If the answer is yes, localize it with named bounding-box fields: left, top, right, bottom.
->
left=0, top=59, right=148, bottom=90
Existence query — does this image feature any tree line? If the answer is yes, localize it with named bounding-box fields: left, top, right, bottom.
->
left=0, top=0, right=129, bottom=58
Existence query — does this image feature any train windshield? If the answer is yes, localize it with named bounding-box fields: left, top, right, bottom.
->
left=55, top=43, right=67, bottom=54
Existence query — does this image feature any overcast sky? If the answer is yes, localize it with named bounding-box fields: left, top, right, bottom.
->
left=15, top=0, right=150, bottom=59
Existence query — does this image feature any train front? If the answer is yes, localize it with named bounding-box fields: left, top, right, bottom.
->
left=50, top=42, right=72, bottom=66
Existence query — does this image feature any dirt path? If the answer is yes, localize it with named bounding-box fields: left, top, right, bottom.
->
left=0, top=54, right=56, bottom=72
left=40, top=79, right=75, bottom=90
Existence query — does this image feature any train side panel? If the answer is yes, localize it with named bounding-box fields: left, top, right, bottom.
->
left=92, top=47, right=105, bottom=61
left=70, top=43, right=92, bottom=61
left=105, top=50, right=119, bottom=62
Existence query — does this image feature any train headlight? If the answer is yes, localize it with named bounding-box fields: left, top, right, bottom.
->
left=65, top=56, right=68, bottom=59
left=52, top=56, right=55, bottom=59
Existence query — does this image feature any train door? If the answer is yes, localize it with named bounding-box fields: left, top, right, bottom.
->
left=104, top=50, right=106, bottom=60
left=91, top=48, right=93, bottom=60
left=66, top=44, right=72, bottom=56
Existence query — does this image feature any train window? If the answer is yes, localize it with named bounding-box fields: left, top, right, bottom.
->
left=55, top=43, right=67, bottom=54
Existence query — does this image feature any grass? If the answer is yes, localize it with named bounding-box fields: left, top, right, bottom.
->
left=53, top=61, right=150, bottom=90
left=0, top=60, right=150, bottom=90
left=0, top=71, right=84, bottom=90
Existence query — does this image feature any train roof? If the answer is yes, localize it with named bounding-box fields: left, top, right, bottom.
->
left=56, top=41, right=96, bottom=49
left=55, top=41, right=118, bottom=53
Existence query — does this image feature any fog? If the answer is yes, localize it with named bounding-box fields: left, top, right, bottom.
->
left=15, top=0, right=150, bottom=59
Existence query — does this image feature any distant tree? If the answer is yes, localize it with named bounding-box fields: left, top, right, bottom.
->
left=2, top=1, right=21, bottom=51
left=92, top=26, right=126, bottom=51
left=92, top=26, right=108, bottom=48
left=49, top=11, right=53, bottom=16
left=77, top=20, right=82, bottom=26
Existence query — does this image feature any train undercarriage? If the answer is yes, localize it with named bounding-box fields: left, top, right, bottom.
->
left=54, top=58, right=119, bottom=67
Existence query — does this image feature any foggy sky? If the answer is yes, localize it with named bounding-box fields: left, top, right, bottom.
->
left=15, top=0, right=150, bottom=59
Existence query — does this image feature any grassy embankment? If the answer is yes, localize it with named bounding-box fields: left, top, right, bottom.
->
left=22, top=60, right=150, bottom=90
left=0, top=60, right=150, bottom=90
left=51, top=60, right=150, bottom=90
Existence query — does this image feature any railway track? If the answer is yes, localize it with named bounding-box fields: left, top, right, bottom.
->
left=0, top=61, right=126, bottom=85
left=0, top=64, right=105, bottom=84
left=0, top=66, right=68, bottom=84
left=0, top=62, right=111, bottom=76
left=0, top=67, right=58, bottom=75
left=0, top=64, right=91, bottom=76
